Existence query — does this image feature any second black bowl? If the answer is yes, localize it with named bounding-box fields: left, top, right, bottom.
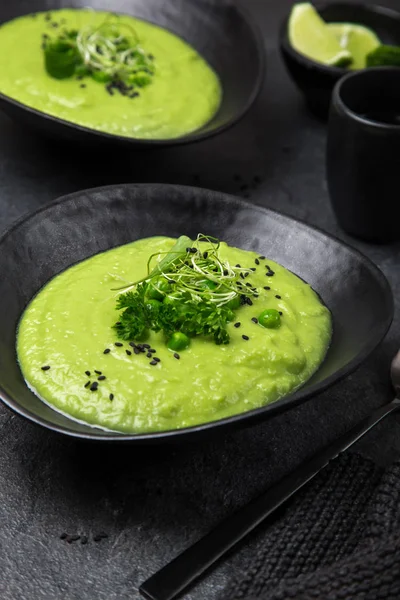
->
left=0, top=0, right=264, bottom=148
left=280, top=2, right=400, bottom=119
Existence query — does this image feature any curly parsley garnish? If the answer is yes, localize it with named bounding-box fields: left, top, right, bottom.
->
left=42, top=12, right=155, bottom=94
left=113, top=235, right=259, bottom=351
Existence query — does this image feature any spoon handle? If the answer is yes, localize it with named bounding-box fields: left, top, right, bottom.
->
left=139, top=397, right=400, bottom=600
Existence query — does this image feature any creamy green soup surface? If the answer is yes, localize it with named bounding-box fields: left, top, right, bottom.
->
left=17, top=237, right=332, bottom=434
left=0, top=9, right=222, bottom=139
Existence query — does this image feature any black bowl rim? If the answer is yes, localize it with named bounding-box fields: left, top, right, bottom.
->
left=0, top=3, right=265, bottom=148
left=0, top=183, right=394, bottom=442
left=279, top=2, right=400, bottom=77
left=332, top=65, right=400, bottom=130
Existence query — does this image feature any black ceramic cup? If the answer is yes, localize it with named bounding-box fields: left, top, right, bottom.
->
left=326, top=67, right=400, bottom=243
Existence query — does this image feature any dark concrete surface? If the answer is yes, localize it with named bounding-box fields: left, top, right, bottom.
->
left=0, top=1, right=399, bottom=598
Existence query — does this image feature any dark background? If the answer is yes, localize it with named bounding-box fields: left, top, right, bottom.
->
left=0, top=0, right=399, bottom=598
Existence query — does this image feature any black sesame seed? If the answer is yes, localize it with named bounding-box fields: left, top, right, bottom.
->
left=84, top=381, right=91, bottom=388
left=259, top=256, right=265, bottom=260
left=103, top=348, right=111, bottom=354
left=126, top=350, right=132, bottom=356
left=251, top=317, right=258, bottom=324
left=85, top=370, right=91, bottom=376
left=81, top=536, right=88, bottom=545
left=147, top=352, right=152, bottom=358
left=90, top=382, right=98, bottom=392
left=203, top=251, right=208, bottom=259
left=279, top=311, right=283, bottom=316
left=149, top=349, right=156, bottom=353
left=246, top=282, right=252, bottom=287
left=255, top=258, right=260, bottom=265
left=80, top=83, right=86, bottom=88
left=266, top=271, right=274, bottom=277
left=129, top=342, right=137, bottom=348
left=236, top=264, right=241, bottom=268
left=94, top=370, right=101, bottom=375
left=240, top=273, right=245, bottom=279
left=223, top=269, right=229, bottom=276
left=174, top=353, right=180, bottom=359
left=254, top=294, right=259, bottom=298
left=244, top=272, right=249, bottom=278
left=246, top=298, right=253, bottom=306
left=250, top=267, right=256, bottom=272
left=41, top=365, right=50, bottom=371
left=109, top=394, right=114, bottom=402
left=234, top=322, right=241, bottom=328
left=150, top=359, right=158, bottom=365
left=98, top=375, right=106, bottom=381
left=60, top=532, right=67, bottom=540
left=139, top=347, right=146, bottom=353
left=264, top=286, right=271, bottom=290
left=134, top=347, right=140, bottom=355
left=143, top=344, right=150, bottom=349
left=275, top=295, right=281, bottom=299
left=242, top=335, right=249, bottom=340
left=153, top=357, right=161, bottom=363
left=115, top=342, right=123, bottom=347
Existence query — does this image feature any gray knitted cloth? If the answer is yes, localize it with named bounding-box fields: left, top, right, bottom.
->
left=223, top=453, right=400, bottom=600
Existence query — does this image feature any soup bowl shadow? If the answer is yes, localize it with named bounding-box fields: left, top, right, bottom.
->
left=0, top=0, right=264, bottom=147
left=0, top=184, right=393, bottom=443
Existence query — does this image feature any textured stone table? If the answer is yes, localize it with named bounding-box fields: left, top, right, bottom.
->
left=0, top=1, right=399, bottom=599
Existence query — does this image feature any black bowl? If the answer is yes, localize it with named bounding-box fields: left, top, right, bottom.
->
left=280, top=2, right=400, bottom=119
left=0, top=184, right=393, bottom=442
left=0, top=0, right=264, bottom=147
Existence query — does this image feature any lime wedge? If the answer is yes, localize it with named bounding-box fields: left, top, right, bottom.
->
left=288, top=3, right=353, bottom=67
left=328, top=23, right=380, bottom=69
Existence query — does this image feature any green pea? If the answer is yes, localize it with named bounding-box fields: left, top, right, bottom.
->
left=167, top=332, right=190, bottom=352
left=147, top=278, right=171, bottom=301
left=74, top=63, right=90, bottom=77
left=258, top=309, right=281, bottom=329
left=91, top=70, right=112, bottom=83
left=145, top=299, right=162, bottom=316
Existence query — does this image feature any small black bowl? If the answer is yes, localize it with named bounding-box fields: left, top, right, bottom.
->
left=280, top=2, right=400, bottom=119
left=0, top=0, right=264, bottom=148
left=0, top=184, right=393, bottom=443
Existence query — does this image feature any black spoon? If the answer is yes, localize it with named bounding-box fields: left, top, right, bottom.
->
left=140, top=351, right=400, bottom=600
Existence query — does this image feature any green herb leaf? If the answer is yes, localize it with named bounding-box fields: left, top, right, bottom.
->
left=44, top=40, right=81, bottom=79
left=367, top=44, right=400, bottom=67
